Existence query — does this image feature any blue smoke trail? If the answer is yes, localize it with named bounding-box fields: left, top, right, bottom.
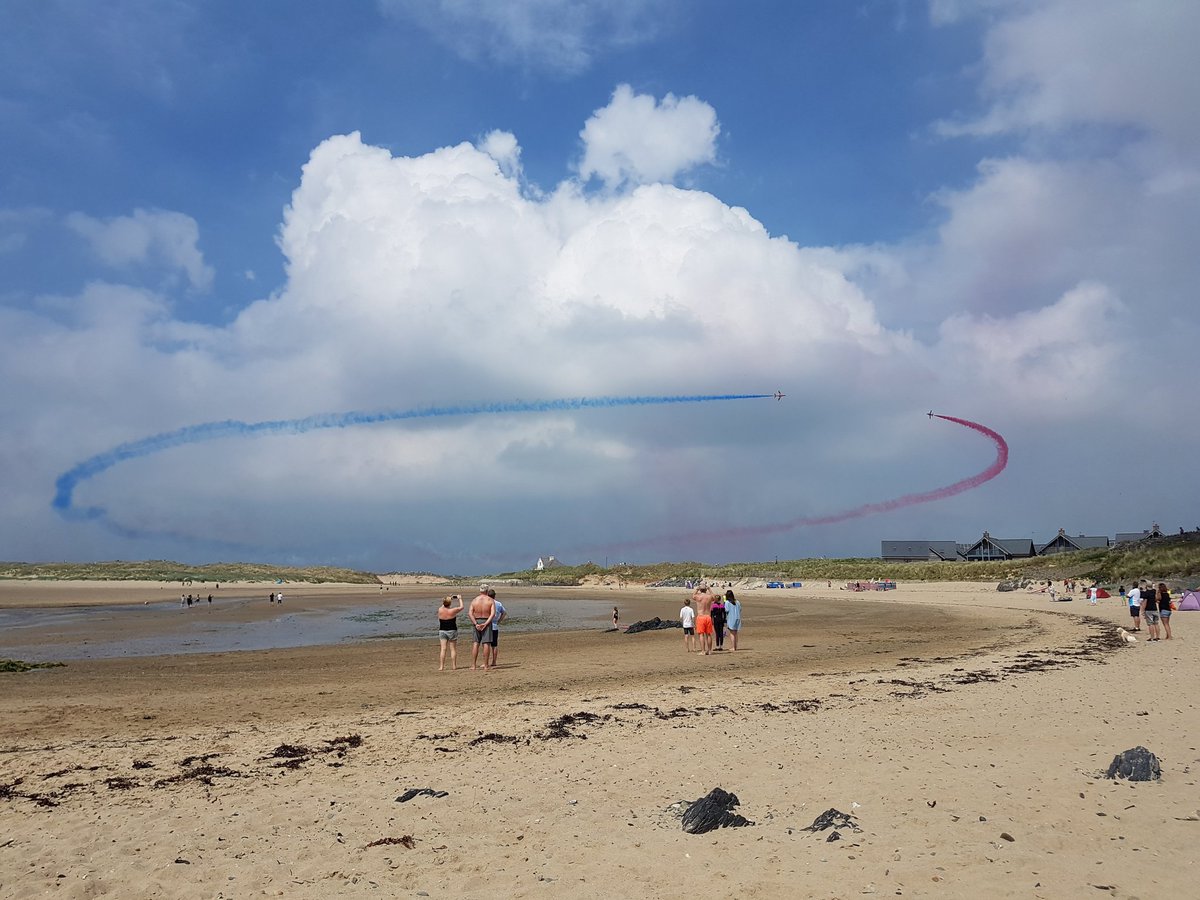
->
left=53, top=393, right=773, bottom=524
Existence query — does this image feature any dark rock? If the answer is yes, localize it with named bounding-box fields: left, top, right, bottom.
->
left=396, top=788, right=449, bottom=803
left=1105, top=746, right=1162, bottom=781
left=624, top=617, right=681, bottom=634
left=681, top=788, right=754, bottom=834
left=804, top=808, right=862, bottom=833
left=826, top=830, right=841, bottom=842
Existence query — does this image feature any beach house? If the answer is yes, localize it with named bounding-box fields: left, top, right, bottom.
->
left=880, top=541, right=965, bottom=563
left=959, top=532, right=1036, bottom=562
left=1037, top=528, right=1111, bottom=555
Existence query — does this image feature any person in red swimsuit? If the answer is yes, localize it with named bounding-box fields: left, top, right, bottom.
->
left=693, top=585, right=715, bottom=655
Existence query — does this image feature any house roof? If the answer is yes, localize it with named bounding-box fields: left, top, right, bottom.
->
left=927, top=541, right=962, bottom=560
left=881, top=541, right=936, bottom=558
left=962, top=534, right=1035, bottom=557
left=1038, top=532, right=1110, bottom=553
left=881, top=540, right=963, bottom=560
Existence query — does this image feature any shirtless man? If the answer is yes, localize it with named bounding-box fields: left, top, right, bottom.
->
left=468, top=588, right=496, bottom=671
left=693, top=585, right=715, bottom=655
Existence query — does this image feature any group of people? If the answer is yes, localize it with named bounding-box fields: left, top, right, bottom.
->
left=436, top=587, right=506, bottom=672
left=267, top=591, right=284, bottom=603
left=679, top=585, right=742, bottom=655
left=1124, top=581, right=1176, bottom=642
left=179, top=593, right=212, bottom=607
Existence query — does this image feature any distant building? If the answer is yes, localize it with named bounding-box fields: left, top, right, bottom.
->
left=1038, top=528, right=1111, bottom=555
left=535, top=555, right=561, bottom=571
left=1115, top=524, right=1164, bottom=544
left=880, top=541, right=964, bottom=563
left=961, top=531, right=1036, bottom=561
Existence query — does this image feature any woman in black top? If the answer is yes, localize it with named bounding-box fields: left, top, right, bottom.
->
left=1140, top=582, right=1161, bottom=641
left=1158, top=582, right=1173, bottom=640
left=438, top=594, right=464, bottom=670
left=711, top=595, right=727, bottom=650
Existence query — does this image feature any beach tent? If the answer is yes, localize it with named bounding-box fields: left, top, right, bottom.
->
left=1095, top=588, right=1111, bottom=599
left=1177, top=590, right=1200, bottom=611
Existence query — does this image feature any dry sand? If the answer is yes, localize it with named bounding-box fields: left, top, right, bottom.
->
left=1, top=580, right=1197, bottom=899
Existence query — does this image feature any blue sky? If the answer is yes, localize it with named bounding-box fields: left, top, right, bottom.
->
left=2, top=1, right=1197, bottom=573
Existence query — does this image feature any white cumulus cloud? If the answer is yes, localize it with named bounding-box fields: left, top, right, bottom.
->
left=575, top=84, right=720, bottom=189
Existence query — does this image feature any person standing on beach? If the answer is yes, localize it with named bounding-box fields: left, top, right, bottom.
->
left=438, top=594, right=463, bottom=671
left=679, top=598, right=696, bottom=652
left=1127, top=583, right=1142, bottom=631
left=693, top=586, right=715, bottom=655
left=1140, top=581, right=1161, bottom=641
left=724, top=590, right=742, bottom=651
left=711, top=591, right=727, bottom=650
left=468, top=588, right=496, bottom=671
left=613, top=606, right=620, bottom=630
left=487, top=589, right=506, bottom=668
left=1158, top=582, right=1173, bottom=640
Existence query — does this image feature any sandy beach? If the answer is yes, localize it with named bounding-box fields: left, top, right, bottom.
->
left=2, top=580, right=1197, bottom=899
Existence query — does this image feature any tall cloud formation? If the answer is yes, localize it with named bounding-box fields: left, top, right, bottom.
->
left=3, top=6, right=1198, bottom=571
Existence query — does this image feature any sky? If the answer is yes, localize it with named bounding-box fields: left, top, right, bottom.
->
left=2, top=0, right=1197, bottom=574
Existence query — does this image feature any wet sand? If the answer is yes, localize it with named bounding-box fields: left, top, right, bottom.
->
left=1, top=581, right=1197, bottom=898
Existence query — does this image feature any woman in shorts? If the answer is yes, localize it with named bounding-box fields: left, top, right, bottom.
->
left=1140, top=582, right=1162, bottom=642
left=1158, top=582, right=1173, bottom=640
left=438, top=594, right=464, bottom=670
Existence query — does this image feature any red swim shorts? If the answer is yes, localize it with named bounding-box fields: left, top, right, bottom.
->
left=696, top=614, right=714, bottom=635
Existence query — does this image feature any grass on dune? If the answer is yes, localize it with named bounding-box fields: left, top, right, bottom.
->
left=3, top=534, right=1197, bottom=589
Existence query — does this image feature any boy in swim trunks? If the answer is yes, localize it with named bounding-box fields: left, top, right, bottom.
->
left=693, top=586, right=715, bottom=655
left=679, top=598, right=696, bottom=652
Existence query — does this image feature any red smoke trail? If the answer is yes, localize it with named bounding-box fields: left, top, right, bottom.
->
left=600, top=413, right=1009, bottom=552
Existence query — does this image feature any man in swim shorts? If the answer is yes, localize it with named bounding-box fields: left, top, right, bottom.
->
left=468, top=587, right=496, bottom=671
left=693, top=585, right=715, bottom=655
left=1126, top=583, right=1141, bottom=631
left=679, top=598, right=696, bottom=652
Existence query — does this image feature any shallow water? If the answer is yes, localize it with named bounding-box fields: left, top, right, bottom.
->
left=0, top=595, right=615, bottom=661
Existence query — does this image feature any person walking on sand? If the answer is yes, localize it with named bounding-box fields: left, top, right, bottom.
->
left=1140, top=581, right=1162, bottom=642
left=693, top=586, right=715, bottom=655
left=724, top=590, right=742, bottom=651
left=487, top=589, right=506, bottom=668
left=438, top=594, right=464, bottom=670
left=679, top=597, right=696, bottom=652
left=613, top=606, right=620, bottom=630
left=1158, top=582, right=1173, bottom=640
left=468, top=587, right=496, bottom=671
left=1126, top=583, right=1142, bottom=632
